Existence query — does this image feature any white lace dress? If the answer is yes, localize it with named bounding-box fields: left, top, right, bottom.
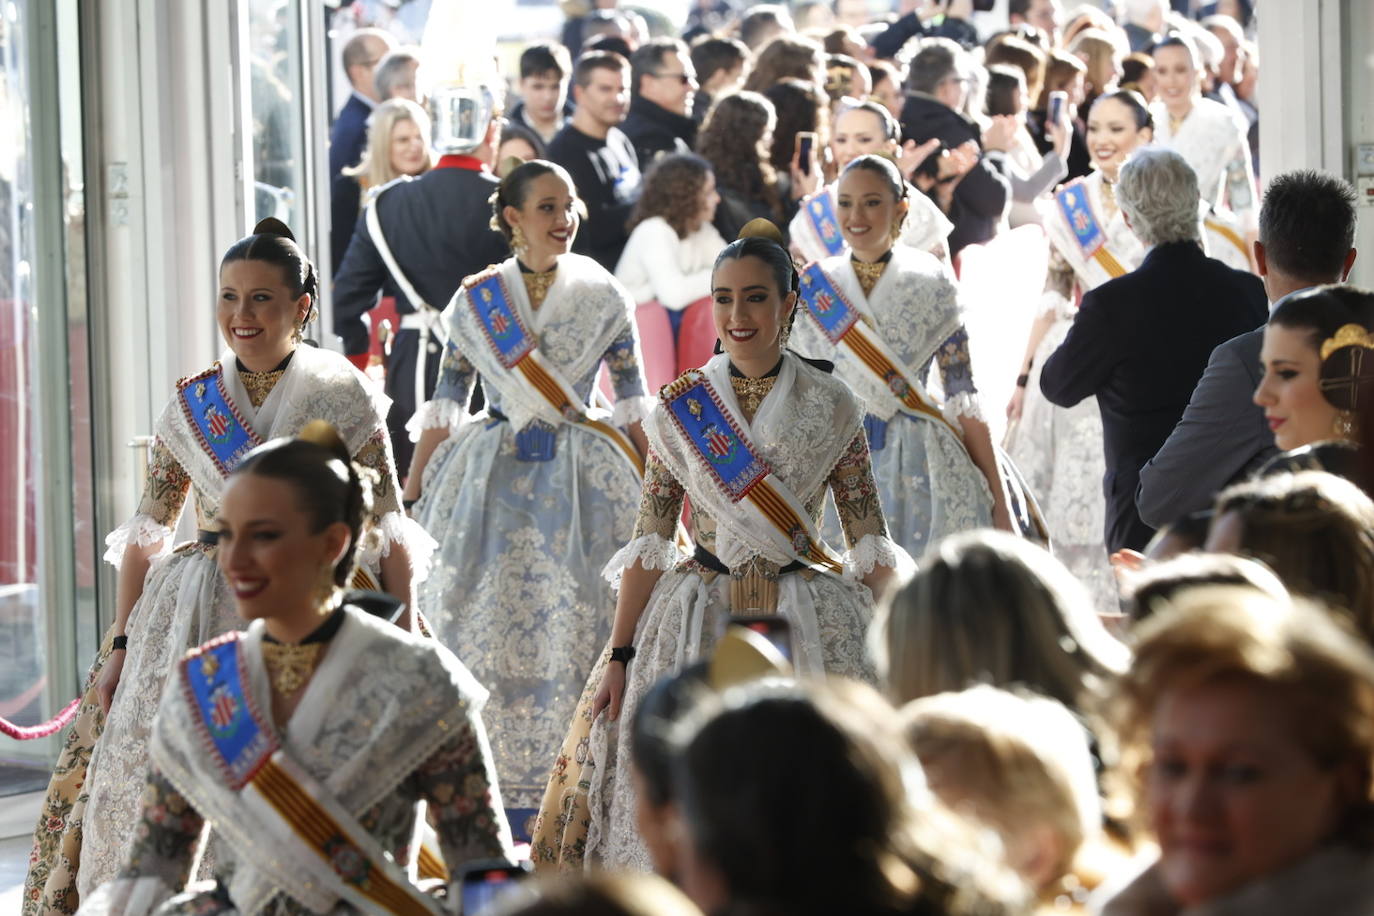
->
left=74, top=345, right=426, bottom=900
left=532, top=352, right=900, bottom=872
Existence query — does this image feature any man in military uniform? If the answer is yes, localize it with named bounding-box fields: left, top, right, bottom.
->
left=332, top=80, right=508, bottom=475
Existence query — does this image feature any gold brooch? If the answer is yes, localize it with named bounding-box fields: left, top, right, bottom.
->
left=1320, top=324, right=1374, bottom=361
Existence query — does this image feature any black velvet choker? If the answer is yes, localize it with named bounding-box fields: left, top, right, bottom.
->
left=728, top=357, right=783, bottom=379
left=262, top=605, right=346, bottom=646
left=849, top=249, right=894, bottom=265
left=235, top=351, right=295, bottom=373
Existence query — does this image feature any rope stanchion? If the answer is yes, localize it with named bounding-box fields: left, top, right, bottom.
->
left=1, top=696, right=82, bottom=740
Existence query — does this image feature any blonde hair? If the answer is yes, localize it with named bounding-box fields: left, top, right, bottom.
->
left=874, top=530, right=1129, bottom=713
left=1109, top=586, right=1374, bottom=843
left=343, top=98, right=432, bottom=191
left=902, top=685, right=1101, bottom=885
left=1068, top=28, right=1122, bottom=97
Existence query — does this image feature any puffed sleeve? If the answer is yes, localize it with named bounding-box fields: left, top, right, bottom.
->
left=406, top=342, right=478, bottom=440
left=103, top=440, right=190, bottom=568
left=828, top=432, right=903, bottom=579
left=414, top=715, right=515, bottom=885
left=601, top=449, right=685, bottom=590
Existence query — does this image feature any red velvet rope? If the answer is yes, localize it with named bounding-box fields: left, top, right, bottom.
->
left=0, top=696, right=82, bottom=740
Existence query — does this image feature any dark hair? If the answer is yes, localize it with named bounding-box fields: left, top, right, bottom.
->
left=824, top=54, right=869, bottom=104
left=1261, top=440, right=1364, bottom=487
left=1259, top=170, right=1359, bottom=282
left=489, top=159, right=579, bottom=244
left=1214, top=470, right=1374, bottom=643
left=497, top=120, right=547, bottom=160
left=867, top=59, right=901, bottom=95
left=835, top=99, right=899, bottom=142
left=628, top=153, right=713, bottom=238
left=630, top=664, right=710, bottom=808
left=521, top=42, right=572, bottom=81
left=985, top=36, right=1046, bottom=104
left=984, top=64, right=1027, bottom=117
left=823, top=25, right=864, bottom=55
left=841, top=154, right=907, bottom=202
left=738, top=5, right=793, bottom=51
left=582, top=34, right=633, bottom=60
left=713, top=229, right=799, bottom=302
left=1143, top=508, right=1213, bottom=559
left=1151, top=33, right=1200, bottom=69
left=762, top=78, right=825, bottom=172
left=630, top=37, right=688, bottom=98
left=905, top=37, right=963, bottom=94
left=1126, top=553, right=1286, bottom=624
left=220, top=218, right=319, bottom=321
left=690, top=36, right=748, bottom=85
left=1090, top=89, right=1153, bottom=131
left=1121, top=51, right=1154, bottom=88
left=697, top=92, right=782, bottom=222
left=744, top=35, right=824, bottom=94
left=573, top=50, right=629, bottom=89
left=1269, top=285, right=1374, bottom=411
left=232, top=420, right=371, bottom=586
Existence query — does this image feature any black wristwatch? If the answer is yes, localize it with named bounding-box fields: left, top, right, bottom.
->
left=111, top=635, right=128, bottom=651
left=1015, top=373, right=1030, bottom=388
left=610, top=645, right=636, bottom=666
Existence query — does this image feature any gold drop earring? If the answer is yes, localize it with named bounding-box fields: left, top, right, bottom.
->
left=1335, top=409, right=1358, bottom=439
left=510, top=224, right=528, bottom=254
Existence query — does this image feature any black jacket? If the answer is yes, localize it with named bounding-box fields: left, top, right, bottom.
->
left=545, top=124, right=642, bottom=271
left=621, top=95, right=696, bottom=171
left=1040, top=241, right=1268, bottom=552
left=898, top=93, right=1009, bottom=256
left=329, top=93, right=372, bottom=273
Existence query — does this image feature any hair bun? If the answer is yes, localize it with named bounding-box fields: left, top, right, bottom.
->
left=252, top=217, right=297, bottom=243
left=298, top=419, right=350, bottom=463
left=497, top=155, right=526, bottom=179
left=737, top=218, right=785, bottom=246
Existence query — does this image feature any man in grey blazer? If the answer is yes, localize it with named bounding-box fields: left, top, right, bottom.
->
left=1136, top=170, right=1359, bottom=529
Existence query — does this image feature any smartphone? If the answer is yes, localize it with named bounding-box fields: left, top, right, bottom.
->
left=795, top=131, right=817, bottom=173
left=459, top=861, right=531, bottom=915
left=728, top=615, right=794, bottom=662
left=1047, top=90, right=1067, bottom=126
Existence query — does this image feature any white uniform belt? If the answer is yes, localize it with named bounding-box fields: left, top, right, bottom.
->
left=398, top=312, right=434, bottom=331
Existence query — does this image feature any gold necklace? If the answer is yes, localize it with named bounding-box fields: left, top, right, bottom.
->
left=261, top=641, right=323, bottom=696
left=239, top=367, right=286, bottom=407
left=850, top=257, right=887, bottom=296
left=730, top=373, right=776, bottom=418
left=522, top=266, right=558, bottom=310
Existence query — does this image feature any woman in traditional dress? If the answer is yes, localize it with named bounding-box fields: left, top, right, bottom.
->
left=78, top=423, right=512, bottom=915
left=790, top=154, right=1013, bottom=555
left=788, top=101, right=952, bottom=264
left=1150, top=33, right=1256, bottom=271
left=25, top=220, right=427, bottom=913
left=403, top=160, right=650, bottom=840
left=531, top=219, right=905, bottom=872
left=1005, top=90, right=1153, bottom=611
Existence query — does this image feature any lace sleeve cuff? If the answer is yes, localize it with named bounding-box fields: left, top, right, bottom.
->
left=357, top=510, right=439, bottom=583
left=943, top=391, right=985, bottom=423
left=406, top=398, right=466, bottom=441
left=103, top=514, right=175, bottom=569
left=1037, top=289, right=1071, bottom=320
left=842, top=534, right=909, bottom=581
left=611, top=394, right=654, bottom=428
left=602, top=534, right=681, bottom=591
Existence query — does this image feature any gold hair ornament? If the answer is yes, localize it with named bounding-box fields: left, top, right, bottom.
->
left=1319, top=324, right=1374, bottom=361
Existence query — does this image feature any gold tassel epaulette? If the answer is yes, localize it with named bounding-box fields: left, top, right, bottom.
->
left=461, top=263, right=502, bottom=291
left=658, top=369, right=705, bottom=403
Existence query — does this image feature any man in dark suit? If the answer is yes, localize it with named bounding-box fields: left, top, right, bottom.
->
left=1136, top=170, right=1360, bottom=529
left=898, top=38, right=1011, bottom=258
left=329, top=28, right=395, bottom=273
left=622, top=37, right=698, bottom=170
left=1040, top=148, right=1268, bottom=552
left=332, top=86, right=508, bottom=475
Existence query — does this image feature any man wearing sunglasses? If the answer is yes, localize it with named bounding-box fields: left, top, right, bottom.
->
left=622, top=37, right=700, bottom=170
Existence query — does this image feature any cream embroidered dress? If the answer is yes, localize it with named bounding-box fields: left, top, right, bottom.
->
left=789, top=180, right=953, bottom=264
left=25, top=345, right=427, bottom=913
left=78, top=604, right=513, bottom=915
left=532, top=351, right=898, bottom=872
left=1007, top=172, right=1143, bottom=610
left=410, top=253, right=650, bottom=838
left=788, top=245, right=994, bottom=557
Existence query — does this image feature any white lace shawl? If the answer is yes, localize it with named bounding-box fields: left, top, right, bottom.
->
left=789, top=182, right=953, bottom=264
left=146, top=607, right=500, bottom=914
left=1035, top=171, right=1145, bottom=293
left=790, top=246, right=963, bottom=424
left=644, top=352, right=863, bottom=571
left=441, top=254, right=646, bottom=433
left=105, top=345, right=422, bottom=571
left=1151, top=97, right=1251, bottom=216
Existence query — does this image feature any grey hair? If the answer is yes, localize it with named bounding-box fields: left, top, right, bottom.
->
left=1116, top=147, right=1201, bottom=246
left=374, top=47, right=421, bottom=101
